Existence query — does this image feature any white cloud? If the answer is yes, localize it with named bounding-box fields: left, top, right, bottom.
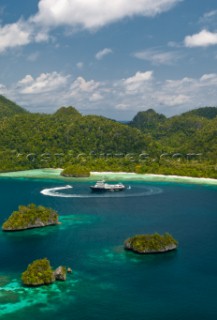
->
left=0, top=0, right=181, bottom=53
left=18, top=72, right=69, bottom=94
left=184, top=29, right=217, bottom=47
left=134, top=49, right=179, bottom=65
left=89, top=92, right=103, bottom=102
left=70, top=77, right=100, bottom=95
left=2, top=70, right=217, bottom=118
left=124, top=71, right=153, bottom=84
left=115, top=103, right=130, bottom=110
left=18, top=75, right=34, bottom=85
left=0, top=19, right=50, bottom=54
left=34, top=31, right=50, bottom=43
left=157, top=94, right=190, bottom=106
left=123, top=71, right=153, bottom=93
left=199, top=10, right=217, bottom=26
left=200, top=73, right=217, bottom=85
left=95, top=48, right=113, bottom=60
left=33, top=0, right=181, bottom=30
left=0, top=21, right=31, bottom=53
left=0, top=83, right=7, bottom=94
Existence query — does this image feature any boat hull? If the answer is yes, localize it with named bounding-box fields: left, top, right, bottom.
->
left=90, top=186, right=125, bottom=192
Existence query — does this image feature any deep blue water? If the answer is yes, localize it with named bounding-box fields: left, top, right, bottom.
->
left=0, top=178, right=217, bottom=319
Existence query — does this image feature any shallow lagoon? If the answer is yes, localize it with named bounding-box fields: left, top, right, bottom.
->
left=0, top=171, right=217, bottom=319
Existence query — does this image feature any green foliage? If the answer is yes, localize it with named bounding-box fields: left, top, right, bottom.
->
left=134, top=160, right=217, bottom=179
left=21, top=258, right=55, bottom=286
left=130, top=107, right=217, bottom=161
left=0, top=105, right=149, bottom=164
left=125, top=233, right=178, bottom=253
left=130, top=109, right=166, bottom=133
left=61, top=165, right=90, bottom=177
left=0, top=95, right=27, bottom=118
left=185, top=106, right=217, bottom=119
left=2, top=204, right=58, bottom=231
left=0, top=95, right=216, bottom=179
left=53, top=106, right=82, bottom=118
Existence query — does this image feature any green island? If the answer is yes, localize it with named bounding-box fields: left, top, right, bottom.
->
left=21, top=258, right=68, bottom=286
left=124, top=233, right=178, bottom=254
left=2, top=204, right=59, bottom=231
left=61, top=164, right=90, bottom=177
left=0, top=95, right=216, bottom=179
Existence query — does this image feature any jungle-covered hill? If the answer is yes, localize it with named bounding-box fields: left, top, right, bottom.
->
left=130, top=107, right=217, bottom=159
left=0, top=95, right=28, bottom=118
left=0, top=96, right=155, bottom=171
left=0, top=95, right=216, bottom=173
left=0, top=106, right=149, bottom=154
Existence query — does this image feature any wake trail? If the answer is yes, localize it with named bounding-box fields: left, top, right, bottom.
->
left=40, top=185, right=162, bottom=198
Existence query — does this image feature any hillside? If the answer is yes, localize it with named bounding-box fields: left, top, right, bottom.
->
left=130, top=107, right=217, bottom=158
left=185, top=106, right=217, bottom=119
left=130, top=109, right=166, bottom=134
left=0, top=95, right=216, bottom=176
left=0, top=113, right=149, bottom=154
left=0, top=96, right=155, bottom=171
left=0, top=95, right=28, bottom=118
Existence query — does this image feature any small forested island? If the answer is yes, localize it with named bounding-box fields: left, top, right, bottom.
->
left=2, top=204, right=59, bottom=231
left=21, top=258, right=68, bottom=286
left=124, top=233, right=178, bottom=254
left=61, top=165, right=90, bottom=177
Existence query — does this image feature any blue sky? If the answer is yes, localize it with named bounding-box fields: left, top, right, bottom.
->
left=0, top=0, right=217, bottom=120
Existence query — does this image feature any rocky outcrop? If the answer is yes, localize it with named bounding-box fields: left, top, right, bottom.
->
left=54, top=266, right=67, bottom=281
left=2, top=204, right=59, bottom=231
left=124, top=233, right=178, bottom=254
left=22, top=259, right=71, bottom=287
left=67, top=267, right=72, bottom=273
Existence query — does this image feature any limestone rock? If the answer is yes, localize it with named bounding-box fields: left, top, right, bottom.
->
left=54, top=266, right=67, bottom=281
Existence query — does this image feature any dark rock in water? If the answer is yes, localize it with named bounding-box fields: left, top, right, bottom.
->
left=54, top=266, right=67, bottom=281
left=124, top=233, right=178, bottom=254
left=67, top=267, right=72, bottom=273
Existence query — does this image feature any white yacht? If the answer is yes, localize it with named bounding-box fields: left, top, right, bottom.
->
left=90, top=180, right=125, bottom=192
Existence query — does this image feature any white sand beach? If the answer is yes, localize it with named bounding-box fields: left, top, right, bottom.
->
left=0, top=169, right=217, bottom=185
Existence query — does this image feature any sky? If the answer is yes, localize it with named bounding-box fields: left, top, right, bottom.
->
left=0, top=0, right=217, bottom=120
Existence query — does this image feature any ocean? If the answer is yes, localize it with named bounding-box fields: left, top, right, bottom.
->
left=0, top=173, right=217, bottom=319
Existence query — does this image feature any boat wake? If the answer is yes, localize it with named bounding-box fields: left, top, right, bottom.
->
left=40, top=185, right=162, bottom=198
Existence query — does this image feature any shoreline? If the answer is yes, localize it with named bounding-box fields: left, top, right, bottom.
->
left=0, top=168, right=217, bottom=185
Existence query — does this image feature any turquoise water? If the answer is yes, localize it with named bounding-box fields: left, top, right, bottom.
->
left=0, top=177, right=217, bottom=319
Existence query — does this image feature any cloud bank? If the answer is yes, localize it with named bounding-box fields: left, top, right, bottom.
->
left=0, top=0, right=181, bottom=53
left=33, top=0, right=181, bottom=30
left=184, top=29, right=217, bottom=47
left=1, top=70, right=217, bottom=118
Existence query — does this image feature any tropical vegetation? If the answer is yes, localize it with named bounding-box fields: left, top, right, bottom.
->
left=61, top=165, right=90, bottom=177
left=0, top=95, right=216, bottom=178
left=21, top=258, right=55, bottom=286
left=2, top=203, right=58, bottom=231
left=124, top=233, right=178, bottom=254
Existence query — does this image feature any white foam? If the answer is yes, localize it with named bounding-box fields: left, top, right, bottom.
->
left=40, top=185, right=73, bottom=197
left=40, top=185, right=162, bottom=198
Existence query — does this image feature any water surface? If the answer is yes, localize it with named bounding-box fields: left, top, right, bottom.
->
left=0, top=176, right=216, bottom=319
